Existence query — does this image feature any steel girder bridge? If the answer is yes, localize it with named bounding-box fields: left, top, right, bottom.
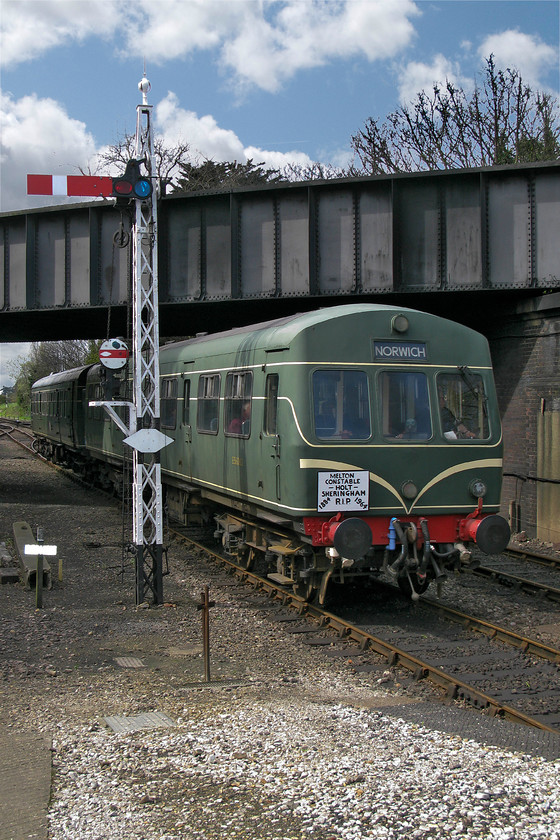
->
left=1, top=160, right=559, bottom=341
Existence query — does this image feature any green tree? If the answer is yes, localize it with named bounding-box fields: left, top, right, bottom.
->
left=171, top=158, right=285, bottom=193
left=8, top=340, right=96, bottom=413
left=350, top=56, right=560, bottom=174
left=91, top=134, right=349, bottom=194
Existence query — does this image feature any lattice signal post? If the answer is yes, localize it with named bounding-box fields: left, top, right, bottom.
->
left=129, top=76, right=166, bottom=605
left=27, top=76, right=167, bottom=605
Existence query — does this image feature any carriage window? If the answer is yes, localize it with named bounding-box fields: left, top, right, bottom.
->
left=313, top=370, right=371, bottom=440
left=197, top=374, right=220, bottom=434
left=437, top=372, right=489, bottom=440
left=183, top=379, right=191, bottom=425
left=87, top=383, right=104, bottom=419
left=161, top=378, right=178, bottom=429
left=225, top=371, right=252, bottom=437
left=48, top=391, right=58, bottom=417
left=264, top=374, right=279, bottom=436
left=381, top=372, right=431, bottom=439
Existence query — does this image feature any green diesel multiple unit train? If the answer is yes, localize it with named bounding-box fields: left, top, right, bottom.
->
left=31, top=304, right=510, bottom=602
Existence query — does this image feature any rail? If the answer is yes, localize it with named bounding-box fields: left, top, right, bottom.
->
left=171, top=526, right=560, bottom=735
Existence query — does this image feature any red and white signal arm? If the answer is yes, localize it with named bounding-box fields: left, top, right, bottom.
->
left=99, top=339, right=129, bottom=370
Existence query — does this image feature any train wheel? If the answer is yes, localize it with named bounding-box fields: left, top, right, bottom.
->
left=292, top=579, right=315, bottom=601
left=237, top=546, right=256, bottom=571
left=398, top=572, right=430, bottom=599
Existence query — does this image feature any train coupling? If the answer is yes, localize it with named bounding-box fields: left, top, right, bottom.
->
left=326, top=547, right=355, bottom=569
left=454, top=541, right=480, bottom=569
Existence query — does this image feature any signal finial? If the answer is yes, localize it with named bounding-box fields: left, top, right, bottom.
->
left=138, top=75, right=151, bottom=106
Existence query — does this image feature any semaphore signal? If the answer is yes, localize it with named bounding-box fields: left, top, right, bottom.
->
left=27, top=174, right=114, bottom=197
left=27, top=161, right=152, bottom=202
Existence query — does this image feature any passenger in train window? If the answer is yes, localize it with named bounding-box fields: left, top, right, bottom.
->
left=439, top=389, right=476, bottom=439
left=228, top=400, right=251, bottom=435
left=315, top=400, right=355, bottom=439
left=315, top=399, right=337, bottom=436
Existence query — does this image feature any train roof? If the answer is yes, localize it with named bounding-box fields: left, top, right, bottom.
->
left=159, top=303, right=489, bottom=365
left=161, top=304, right=421, bottom=352
left=32, top=364, right=93, bottom=389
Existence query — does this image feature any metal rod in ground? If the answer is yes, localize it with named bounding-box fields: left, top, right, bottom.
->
left=197, top=586, right=215, bottom=682
left=35, top=527, right=44, bottom=610
left=35, top=556, right=43, bottom=609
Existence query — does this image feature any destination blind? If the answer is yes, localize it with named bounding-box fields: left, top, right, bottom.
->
left=373, top=340, right=427, bottom=361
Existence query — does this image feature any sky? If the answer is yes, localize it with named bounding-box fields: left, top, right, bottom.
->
left=1, top=0, right=559, bottom=386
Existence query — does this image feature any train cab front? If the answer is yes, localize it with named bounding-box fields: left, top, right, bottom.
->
left=303, top=504, right=510, bottom=602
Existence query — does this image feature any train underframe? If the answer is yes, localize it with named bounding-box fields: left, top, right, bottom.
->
left=34, top=438, right=125, bottom=495
left=35, top=437, right=508, bottom=604
left=210, top=509, right=481, bottom=604
left=166, top=483, right=491, bottom=604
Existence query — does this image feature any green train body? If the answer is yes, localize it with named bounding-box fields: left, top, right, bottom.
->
left=31, top=304, right=510, bottom=602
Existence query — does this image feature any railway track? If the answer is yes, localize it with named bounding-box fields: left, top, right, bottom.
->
left=507, top=544, right=560, bottom=570
left=171, top=525, right=560, bottom=737
left=464, top=547, right=560, bottom=602
left=12, top=434, right=560, bottom=737
left=0, top=420, right=38, bottom=457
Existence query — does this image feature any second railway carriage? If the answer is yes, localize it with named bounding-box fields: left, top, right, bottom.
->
left=31, top=304, right=511, bottom=602
left=31, top=365, right=90, bottom=467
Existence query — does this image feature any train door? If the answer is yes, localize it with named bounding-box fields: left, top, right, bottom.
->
left=160, top=376, right=192, bottom=481
left=261, top=373, right=281, bottom=500
left=179, top=378, right=192, bottom=480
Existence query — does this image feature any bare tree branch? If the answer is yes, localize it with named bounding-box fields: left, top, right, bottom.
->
left=351, top=56, right=560, bottom=174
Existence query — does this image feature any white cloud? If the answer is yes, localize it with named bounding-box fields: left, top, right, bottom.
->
left=0, top=92, right=99, bottom=212
left=397, top=54, right=467, bottom=105
left=478, top=29, right=559, bottom=90
left=243, top=145, right=313, bottom=171
left=0, top=343, right=31, bottom=388
left=1, top=0, right=120, bottom=67
left=123, top=1, right=240, bottom=63
left=156, top=91, right=313, bottom=170
left=1, top=0, right=420, bottom=92
left=221, top=0, right=420, bottom=93
left=156, top=92, right=247, bottom=161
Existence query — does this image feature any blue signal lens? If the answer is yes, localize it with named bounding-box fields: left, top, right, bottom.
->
left=133, top=179, right=152, bottom=198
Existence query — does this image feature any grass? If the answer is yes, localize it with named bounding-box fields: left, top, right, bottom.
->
left=0, top=403, right=30, bottom=422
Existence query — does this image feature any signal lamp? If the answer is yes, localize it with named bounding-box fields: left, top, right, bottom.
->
left=112, top=159, right=152, bottom=202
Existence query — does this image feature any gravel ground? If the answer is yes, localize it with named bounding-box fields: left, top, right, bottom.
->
left=1, top=439, right=559, bottom=840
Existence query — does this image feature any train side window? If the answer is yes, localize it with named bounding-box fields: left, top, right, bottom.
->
left=264, top=374, right=279, bottom=436
left=161, top=377, right=178, bottom=430
left=183, top=379, right=191, bottom=426
left=437, top=373, right=489, bottom=440
left=380, top=372, right=431, bottom=439
left=197, top=374, right=220, bottom=434
left=225, top=371, right=252, bottom=437
left=87, top=383, right=104, bottom=419
left=313, top=370, right=371, bottom=440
